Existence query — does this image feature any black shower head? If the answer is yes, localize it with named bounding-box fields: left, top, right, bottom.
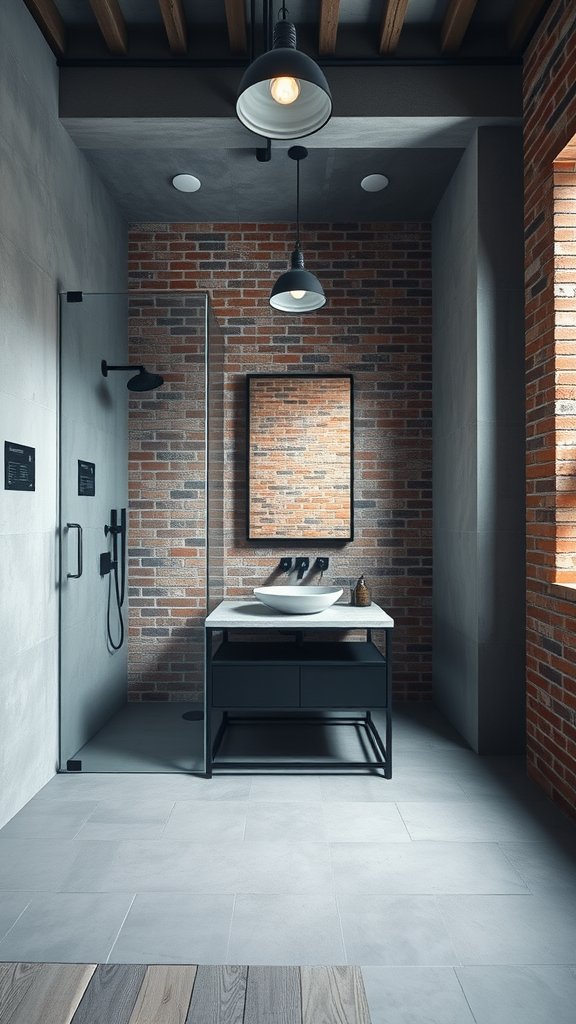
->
left=127, top=368, right=165, bottom=392
left=101, top=360, right=164, bottom=392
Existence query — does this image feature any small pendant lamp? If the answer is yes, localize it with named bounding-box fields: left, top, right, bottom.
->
left=236, top=4, right=332, bottom=140
left=269, top=146, right=326, bottom=313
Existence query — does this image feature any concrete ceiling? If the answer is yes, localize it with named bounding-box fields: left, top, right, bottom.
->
left=24, top=0, right=539, bottom=223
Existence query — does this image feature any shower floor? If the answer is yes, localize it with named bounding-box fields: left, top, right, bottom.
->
left=67, top=704, right=390, bottom=774
left=68, top=703, right=204, bottom=774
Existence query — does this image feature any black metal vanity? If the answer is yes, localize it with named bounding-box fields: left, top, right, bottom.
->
left=203, top=600, right=393, bottom=777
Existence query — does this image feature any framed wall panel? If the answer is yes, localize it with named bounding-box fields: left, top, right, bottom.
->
left=247, top=374, right=354, bottom=541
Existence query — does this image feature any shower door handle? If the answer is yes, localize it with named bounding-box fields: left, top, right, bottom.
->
left=66, top=523, right=83, bottom=579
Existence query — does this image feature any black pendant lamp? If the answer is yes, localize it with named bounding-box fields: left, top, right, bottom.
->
left=270, top=147, right=326, bottom=313
left=236, top=4, right=332, bottom=140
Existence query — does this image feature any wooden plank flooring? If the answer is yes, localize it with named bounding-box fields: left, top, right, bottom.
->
left=0, top=964, right=371, bottom=1024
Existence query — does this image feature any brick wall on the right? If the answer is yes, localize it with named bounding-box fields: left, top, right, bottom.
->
left=524, top=0, right=576, bottom=822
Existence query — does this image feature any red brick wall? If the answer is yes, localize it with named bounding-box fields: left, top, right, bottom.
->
left=128, top=222, right=432, bottom=703
left=524, top=0, right=576, bottom=820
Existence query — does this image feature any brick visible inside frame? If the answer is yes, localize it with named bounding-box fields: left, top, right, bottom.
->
left=247, top=376, right=353, bottom=540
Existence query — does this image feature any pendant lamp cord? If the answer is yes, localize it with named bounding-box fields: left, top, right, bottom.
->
left=296, top=157, right=300, bottom=246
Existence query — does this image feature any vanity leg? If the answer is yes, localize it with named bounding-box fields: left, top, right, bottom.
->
left=385, top=628, right=393, bottom=779
left=204, top=627, right=213, bottom=778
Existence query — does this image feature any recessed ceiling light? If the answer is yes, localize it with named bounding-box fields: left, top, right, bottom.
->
left=172, top=174, right=201, bottom=192
left=361, top=174, right=389, bottom=192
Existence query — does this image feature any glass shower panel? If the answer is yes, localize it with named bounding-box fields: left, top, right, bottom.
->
left=59, top=293, right=129, bottom=768
left=59, top=291, right=219, bottom=773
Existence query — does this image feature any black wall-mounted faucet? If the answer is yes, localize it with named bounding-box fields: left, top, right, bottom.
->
left=295, top=557, right=309, bottom=580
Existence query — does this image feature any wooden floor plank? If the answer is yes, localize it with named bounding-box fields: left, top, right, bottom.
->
left=301, top=966, right=371, bottom=1024
left=128, top=965, right=197, bottom=1024
left=0, top=963, right=96, bottom=1024
left=244, top=966, right=302, bottom=1024
left=185, top=965, right=247, bottom=1024
left=71, top=964, right=147, bottom=1023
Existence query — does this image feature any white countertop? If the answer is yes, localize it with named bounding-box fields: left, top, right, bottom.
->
left=205, top=600, right=394, bottom=630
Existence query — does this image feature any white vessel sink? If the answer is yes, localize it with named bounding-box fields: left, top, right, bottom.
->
left=253, top=585, right=343, bottom=615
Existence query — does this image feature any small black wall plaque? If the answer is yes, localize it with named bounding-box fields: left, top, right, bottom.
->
left=4, top=441, right=35, bottom=491
left=78, top=460, right=95, bottom=496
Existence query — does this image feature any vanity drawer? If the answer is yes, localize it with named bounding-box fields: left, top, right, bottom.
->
left=212, top=665, right=299, bottom=707
left=300, top=666, right=386, bottom=708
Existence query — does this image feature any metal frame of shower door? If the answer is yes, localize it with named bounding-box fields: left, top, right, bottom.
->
left=203, top=626, right=392, bottom=778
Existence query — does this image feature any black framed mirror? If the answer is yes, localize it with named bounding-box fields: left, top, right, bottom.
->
left=246, top=374, right=354, bottom=541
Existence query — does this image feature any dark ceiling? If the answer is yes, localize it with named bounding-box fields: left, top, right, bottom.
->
left=22, top=0, right=547, bottom=222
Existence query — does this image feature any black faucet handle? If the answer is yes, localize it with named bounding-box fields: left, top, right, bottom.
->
left=280, top=557, right=292, bottom=572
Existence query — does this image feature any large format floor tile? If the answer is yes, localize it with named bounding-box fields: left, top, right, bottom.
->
left=0, top=892, right=134, bottom=963
left=438, top=892, right=576, bottom=965
left=338, top=895, right=459, bottom=966
left=330, top=841, right=529, bottom=895
left=227, top=895, right=345, bottom=965
left=361, top=966, right=476, bottom=1024
left=108, top=893, right=235, bottom=964
left=455, top=965, right=576, bottom=1024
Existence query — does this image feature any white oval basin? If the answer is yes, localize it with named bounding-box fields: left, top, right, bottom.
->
left=254, top=585, right=343, bottom=615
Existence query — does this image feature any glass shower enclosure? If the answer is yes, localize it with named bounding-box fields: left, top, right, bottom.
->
left=59, top=292, right=224, bottom=772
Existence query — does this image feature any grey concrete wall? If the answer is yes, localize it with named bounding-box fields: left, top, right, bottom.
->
left=0, top=0, right=127, bottom=827
left=432, top=128, right=525, bottom=753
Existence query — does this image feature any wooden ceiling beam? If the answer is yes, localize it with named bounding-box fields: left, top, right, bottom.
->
left=88, top=0, right=128, bottom=55
left=508, top=0, right=549, bottom=52
left=21, top=0, right=66, bottom=56
left=225, top=0, right=247, bottom=55
left=158, top=0, right=188, bottom=55
left=379, top=0, right=409, bottom=55
left=319, top=0, right=340, bottom=56
left=440, top=0, right=478, bottom=53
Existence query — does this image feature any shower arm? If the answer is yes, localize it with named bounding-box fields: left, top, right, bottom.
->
left=101, top=360, right=145, bottom=375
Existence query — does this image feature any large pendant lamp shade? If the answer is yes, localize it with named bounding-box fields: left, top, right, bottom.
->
left=269, top=147, right=326, bottom=313
left=236, top=15, right=332, bottom=140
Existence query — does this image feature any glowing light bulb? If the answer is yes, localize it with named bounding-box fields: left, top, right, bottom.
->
left=270, top=76, right=301, bottom=105
left=290, top=289, right=306, bottom=300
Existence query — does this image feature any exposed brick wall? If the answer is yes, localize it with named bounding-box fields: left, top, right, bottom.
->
left=128, top=222, right=432, bottom=702
left=524, top=0, right=576, bottom=821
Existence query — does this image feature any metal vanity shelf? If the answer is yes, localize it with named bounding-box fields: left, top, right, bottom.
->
left=204, top=600, right=394, bottom=777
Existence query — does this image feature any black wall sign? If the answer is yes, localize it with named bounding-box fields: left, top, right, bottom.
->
left=78, top=460, right=96, bottom=496
left=4, top=441, right=35, bottom=491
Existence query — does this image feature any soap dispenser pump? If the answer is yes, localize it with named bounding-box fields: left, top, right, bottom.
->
left=354, top=574, right=371, bottom=607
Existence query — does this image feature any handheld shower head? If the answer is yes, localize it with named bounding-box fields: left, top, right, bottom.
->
left=101, top=360, right=164, bottom=392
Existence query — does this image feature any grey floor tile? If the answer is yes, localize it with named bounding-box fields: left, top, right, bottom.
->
left=74, top=822, right=168, bottom=840
left=161, top=800, right=247, bottom=841
left=0, top=799, right=101, bottom=838
left=0, top=891, right=134, bottom=963
left=361, top=966, right=475, bottom=1024
left=0, top=838, right=86, bottom=891
left=36, top=772, right=251, bottom=803
left=451, top=765, right=542, bottom=801
left=398, top=798, right=575, bottom=843
left=227, top=895, right=345, bottom=965
left=243, top=802, right=327, bottom=842
left=338, top=895, right=459, bottom=965
left=0, top=891, right=35, bottom=942
left=84, top=797, right=176, bottom=825
left=248, top=776, right=322, bottom=802
left=322, top=802, right=411, bottom=842
left=108, top=893, right=234, bottom=964
left=61, top=839, right=242, bottom=893
left=456, top=965, right=576, bottom=1024
left=438, top=892, right=576, bottom=964
left=500, top=839, right=576, bottom=895
left=330, top=841, right=530, bottom=895
left=235, top=842, right=335, bottom=894
left=320, top=774, right=469, bottom=803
